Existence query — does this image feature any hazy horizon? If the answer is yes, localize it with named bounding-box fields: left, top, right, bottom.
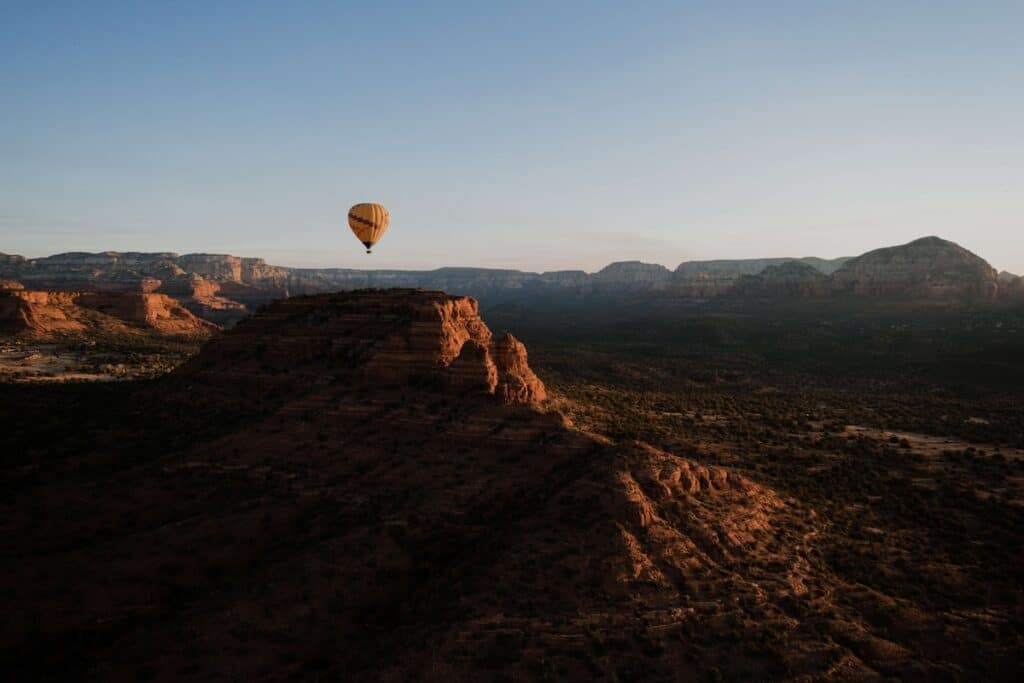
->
left=2, top=233, right=1020, bottom=277
left=3, top=2, right=1023, bottom=273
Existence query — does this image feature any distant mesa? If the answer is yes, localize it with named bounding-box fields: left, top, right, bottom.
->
left=593, top=261, right=674, bottom=289
left=1, top=236, right=1019, bottom=322
left=674, top=255, right=850, bottom=278
left=831, top=236, right=999, bottom=300
left=0, top=253, right=27, bottom=266
left=729, top=261, right=831, bottom=299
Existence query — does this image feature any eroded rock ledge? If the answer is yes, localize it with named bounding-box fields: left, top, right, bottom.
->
left=0, top=289, right=218, bottom=338
left=188, top=288, right=546, bottom=406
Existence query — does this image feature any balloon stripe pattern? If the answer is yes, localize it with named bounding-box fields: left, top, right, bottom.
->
left=348, top=203, right=390, bottom=253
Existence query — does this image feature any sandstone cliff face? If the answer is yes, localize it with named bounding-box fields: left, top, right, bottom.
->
left=77, top=293, right=219, bottom=336
left=491, top=331, right=547, bottom=404
left=445, top=338, right=498, bottom=394
left=0, top=290, right=217, bottom=338
left=173, top=254, right=291, bottom=285
left=156, top=275, right=248, bottom=324
left=187, top=289, right=546, bottom=406
left=831, top=236, right=998, bottom=300
left=0, top=251, right=172, bottom=293
left=0, top=292, right=46, bottom=333
left=0, top=291, right=90, bottom=335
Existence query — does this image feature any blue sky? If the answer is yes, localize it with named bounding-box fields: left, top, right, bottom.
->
left=2, top=1, right=1022, bottom=272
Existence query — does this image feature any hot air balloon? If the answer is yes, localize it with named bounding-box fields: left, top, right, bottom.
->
left=347, top=203, right=390, bottom=254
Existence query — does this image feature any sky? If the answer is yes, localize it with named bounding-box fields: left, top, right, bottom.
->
left=2, top=1, right=1022, bottom=273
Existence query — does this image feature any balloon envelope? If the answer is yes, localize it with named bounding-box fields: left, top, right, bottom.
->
left=347, top=203, right=390, bottom=253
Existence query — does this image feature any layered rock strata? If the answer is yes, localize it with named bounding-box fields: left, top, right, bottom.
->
left=185, top=289, right=546, bottom=406
left=0, top=290, right=218, bottom=338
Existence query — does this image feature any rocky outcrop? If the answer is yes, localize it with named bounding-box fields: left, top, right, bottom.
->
left=730, top=261, right=831, bottom=299
left=593, top=261, right=673, bottom=290
left=187, top=289, right=546, bottom=406
left=0, top=251, right=175, bottom=292
left=538, top=269, right=590, bottom=287
left=0, top=290, right=218, bottom=338
left=445, top=338, right=498, bottom=394
left=174, top=253, right=291, bottom=284
left=831, top=236, right=999, bottom=300
left=0, top=292, right=45, bottom=333
left=77, top=292, right=219, bottom=336
left=156, top=274, right=248, bottom=323
left=674, top=256, right=850, bottom=278
left=670, top=256, right=849, bottom=299
left=999, top=274, right=1024, bottom=302
left=0, top=253, right=27, bottom=266
left=996, top=271, right=1024, bottom=302
left=997, top=271, right=1019, bottom=284
left=0, top=280, right=24, bottom=291
left=491, top=331, right=547, bottom=404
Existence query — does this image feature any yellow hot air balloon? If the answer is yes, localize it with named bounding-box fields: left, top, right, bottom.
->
left=347, top=203, right=390, bottom=254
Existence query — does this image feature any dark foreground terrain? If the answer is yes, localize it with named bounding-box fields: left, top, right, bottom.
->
left=2, top=294, right=1022, bottom=681
left=490, top=301, right=1024, bottom=679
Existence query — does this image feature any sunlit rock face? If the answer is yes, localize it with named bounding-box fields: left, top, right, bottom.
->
left=490, top=332, right=547, bottom=404
left=831, top=236, right=999, bottom=300
left=0, top=290, right=218, bottom=338
left=184, top=289, right=546, bottom=406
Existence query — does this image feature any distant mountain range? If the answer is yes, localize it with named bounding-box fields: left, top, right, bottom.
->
left=2, top=236, right=1021, bottom=323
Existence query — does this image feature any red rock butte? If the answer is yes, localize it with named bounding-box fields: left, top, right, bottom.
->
left=0, top=288, right=217, bottom=338
left=184, top=288, right=546, bottom=406
left=1, top=287, right=836, bottom=680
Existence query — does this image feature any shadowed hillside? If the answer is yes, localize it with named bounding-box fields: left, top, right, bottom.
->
left=2, top=289, right=1022, bottom=681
